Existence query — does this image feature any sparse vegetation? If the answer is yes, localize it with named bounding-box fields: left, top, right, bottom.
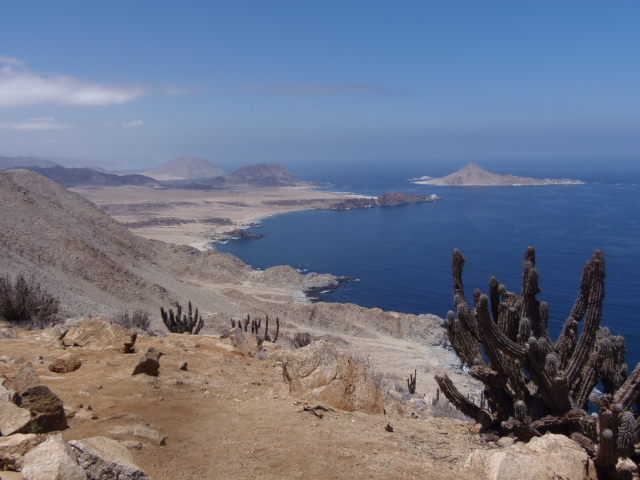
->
left=161, top=300, right=203, bottom=334
left=436, top=247, right=640, bottom=477
left=291, top=331, right=314, bottom=349
left=430, top=388, right=472, bottom=421
left=112, top=308, right=152, bottom=331
left=230, top=314, right=279, bottom=342
left=0, top=274, right=59, bottom=329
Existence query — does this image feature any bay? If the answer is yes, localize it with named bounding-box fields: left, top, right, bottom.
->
left=215, top=159, right=640, bottom=367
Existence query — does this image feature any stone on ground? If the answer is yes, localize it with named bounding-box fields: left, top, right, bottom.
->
left=21, top=434, right=87, bottom=480
left=48, top=353, right=82, bottom=373
left=70, top=437, right=151, bottom=480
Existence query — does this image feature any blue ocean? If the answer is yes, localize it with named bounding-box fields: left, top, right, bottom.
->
left=215, top=159, right=640, bottom=367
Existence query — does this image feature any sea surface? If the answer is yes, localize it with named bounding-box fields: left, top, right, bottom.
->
left=215, top=158, right=640, bottom=367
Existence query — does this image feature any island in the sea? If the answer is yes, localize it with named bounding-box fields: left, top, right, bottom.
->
left=410, top=163, right=585, bottom=186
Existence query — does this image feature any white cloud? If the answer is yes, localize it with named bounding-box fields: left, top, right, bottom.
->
left=245, top=83, right=383, bottom=96
left=0, top=117, right=76, bottom=130
left=0, top=56, right=147, bottom=107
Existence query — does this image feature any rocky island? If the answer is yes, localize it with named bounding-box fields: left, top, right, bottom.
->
left=329, top=191, right=440, bottom=210
left=411, top=163, right=584, bottom=186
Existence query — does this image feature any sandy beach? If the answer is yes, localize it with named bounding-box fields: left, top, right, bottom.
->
left=72, top=185, right=363, bottom=250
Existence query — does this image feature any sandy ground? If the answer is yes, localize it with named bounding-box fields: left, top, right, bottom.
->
left=0, top=327, right=491, bottom=480
left=72, top=185, right=363, bottom=250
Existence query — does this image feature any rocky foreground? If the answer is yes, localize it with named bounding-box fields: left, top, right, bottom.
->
left=0, top=319, right=599, bottom=480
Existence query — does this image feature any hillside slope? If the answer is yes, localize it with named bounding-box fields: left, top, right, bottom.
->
left=225, top=163, right=310, bottom=186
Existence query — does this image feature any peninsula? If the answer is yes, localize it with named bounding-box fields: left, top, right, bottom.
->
left=411, top=163, right=584, bottom=186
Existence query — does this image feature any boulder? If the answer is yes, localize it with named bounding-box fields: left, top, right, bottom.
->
left=131, top=347, right=164, bottom=376
left=0, top=377, right=17, bottom=402
left=229, top=328, right=251, bottom=356
left=0, top=321, right=17, bottom=339
left=464, top=433, right=597, bottom=480
left=9, top=363, right=40, bottom=392
left=281, top=341, right=384, bottom=414
left=62, top=318, right=137, bottom=353
left=37, top=324, right=69, bottom=345
left=0, top=400, right=31, bottom=436
left=21, top=434, right=87, bottom=480
left=229, top=328, right=263, bottom=356
left=48, top=354, right=82, bottom=373
left=0, top=433, right=44, bottom=471
left=70, top=437, right=151, bottom=480
left=17, top=385, right=67, bottom=433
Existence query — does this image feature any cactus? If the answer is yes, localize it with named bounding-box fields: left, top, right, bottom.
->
left=407, top=369, right=417, bottom=394
left=435, top=247, right=640, bottom=475
left=160, top=300, right=203, bottom=334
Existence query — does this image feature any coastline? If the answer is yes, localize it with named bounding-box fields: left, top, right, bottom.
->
left=71, top=184, right=366, bottom=250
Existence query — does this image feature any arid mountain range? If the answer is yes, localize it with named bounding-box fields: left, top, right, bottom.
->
left=144, top=156, right=227, bottom=181
left=2, top=160, right=312, bottom=189
left=411, top=163, right=584, bottom=186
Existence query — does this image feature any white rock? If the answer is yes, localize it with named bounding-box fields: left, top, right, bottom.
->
left=70, top=437, right=151, bottom=480
left=22, top=434, right=87, bottom=480
left=465, top=433, right=597, bottom=480
left=0, top=400, right=31, bottom=436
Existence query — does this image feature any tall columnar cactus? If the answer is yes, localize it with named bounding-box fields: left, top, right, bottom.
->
left=435, top=247, right=640, bottom=476
left=160, top=300, right=203, bottom=334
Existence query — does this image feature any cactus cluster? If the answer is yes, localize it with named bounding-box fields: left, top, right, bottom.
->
left=435, top=247, right=640, bottom=476
left=231, top=314, right=279, bottom=343
left=160, top=300, right=203, bottom=334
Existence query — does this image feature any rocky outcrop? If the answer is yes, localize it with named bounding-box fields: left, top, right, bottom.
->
left=62, top=319, right=137, bottom=353
left=464, top=434, right=597, bottom=480
left=21, top=434, right=87, bottom=480
left=376, top=192, right=439, bottom=206
left=329, top=192, right=439, bottom=210
left=282, top=341, right=384, bottom=414
left=70, top=437, right=152, bottom=480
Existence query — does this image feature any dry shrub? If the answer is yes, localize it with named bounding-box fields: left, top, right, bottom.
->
left=0, top=274, right=59, bottom=329
left=292, top=331, right=314, bottom=349
left=112, top=308, right=151, bottom=331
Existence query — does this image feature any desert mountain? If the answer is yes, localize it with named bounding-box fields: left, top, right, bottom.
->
left=225, top=163, right=310, bottom=187
left=144, top=156, right=227, bottom=181
left=0, top=155, right=58, bottom=170
left=412, top=163, right=584, bottom=186
left=25, top=165, right=159, bottom=187
left=0, top=169, right=445, bottom=352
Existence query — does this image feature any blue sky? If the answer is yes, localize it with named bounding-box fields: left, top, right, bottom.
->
left=1, top=1, right=638, bottom=170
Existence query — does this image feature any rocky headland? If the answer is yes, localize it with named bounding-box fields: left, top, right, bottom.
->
left=411, top=163, right=585, bottom=186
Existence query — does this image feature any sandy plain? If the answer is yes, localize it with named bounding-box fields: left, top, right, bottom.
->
left=72, top=185, right=364, bottom=250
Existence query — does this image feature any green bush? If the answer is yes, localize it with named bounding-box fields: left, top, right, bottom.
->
left=0, top=274, right=60, bottom=329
